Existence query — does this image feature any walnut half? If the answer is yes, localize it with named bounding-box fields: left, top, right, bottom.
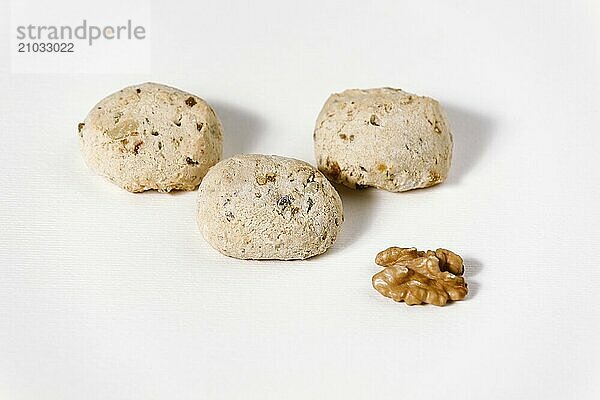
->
left=372, top=247, right=468, bottom=306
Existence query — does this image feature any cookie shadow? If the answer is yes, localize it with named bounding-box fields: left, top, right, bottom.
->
left=326, top=184, right=377, bottom=254
left=463, top=256, right=482, bottom=300
left=210, top=101, right=266, bottom=158
left=443, top=105, right=495, bottom=184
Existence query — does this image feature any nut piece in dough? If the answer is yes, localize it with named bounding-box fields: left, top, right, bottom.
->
left=372, top=247, right=467, bottom=306
left=79, top=82, right=223, bottom=192
left=314, top=88, right=452, bottom=192
left=197, top=154, right=344, bottom=260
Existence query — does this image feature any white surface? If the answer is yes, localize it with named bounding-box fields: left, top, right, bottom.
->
left=1, top=1, right=599, bottom=399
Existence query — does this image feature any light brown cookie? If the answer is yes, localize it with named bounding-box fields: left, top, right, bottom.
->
left=314, top=88, right=452, bottom=192
left=79, top=82, right=223, bottom=192
left=197, top=154, right=344, bottom=260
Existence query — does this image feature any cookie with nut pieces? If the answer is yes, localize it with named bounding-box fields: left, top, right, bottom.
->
left=79, top=82, right=223, bottom=192
left=197, top=154, right=344, bottom=260
left=314, top=88, right=453, bottom=192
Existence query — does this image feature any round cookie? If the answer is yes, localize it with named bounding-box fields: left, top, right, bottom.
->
left=314, top=87, right=452, bottom=192
left=79, top=82, right=223, bottom=192
left=197, top=154, right=344, bottom=260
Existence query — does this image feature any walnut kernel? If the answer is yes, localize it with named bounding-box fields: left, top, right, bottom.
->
left=372, top=247, right=468, bottom=306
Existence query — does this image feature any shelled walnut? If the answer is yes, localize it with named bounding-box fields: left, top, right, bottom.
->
left=372, top=247, right=468, bottom=306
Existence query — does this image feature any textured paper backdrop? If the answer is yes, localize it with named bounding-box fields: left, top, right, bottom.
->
left=1, top=1, right=599, bottom=399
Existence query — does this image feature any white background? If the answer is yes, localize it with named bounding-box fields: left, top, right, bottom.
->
left=1, top=1, right=599, bottom=399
